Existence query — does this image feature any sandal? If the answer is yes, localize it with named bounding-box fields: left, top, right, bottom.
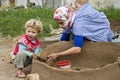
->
left=16, top=71, right=26, bottom=78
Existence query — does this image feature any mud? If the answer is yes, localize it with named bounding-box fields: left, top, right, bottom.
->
left=32, top=40, right=120, bottom=80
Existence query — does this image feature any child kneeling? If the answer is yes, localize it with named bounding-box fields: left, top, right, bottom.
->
left=13, top=19, right=43, bottom=78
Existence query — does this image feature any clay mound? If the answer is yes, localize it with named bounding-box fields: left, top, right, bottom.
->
left=32, top=41, right=120, bottom=80
left=37, top=41, right=120, bottom=69
left=38, top=41, right=74, bottom=60
left=32, top=60, right=120, bottom=80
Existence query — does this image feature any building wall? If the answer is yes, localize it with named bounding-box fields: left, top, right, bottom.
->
left=89, top=0, right=120, bottom=9
left=30, top=0, right=42, bottom=7
left=46, top=0, right=76, bottom=9
left=113, top=0, right=120, bottom=9
left=1, top=0, right=120, bottom=9
left=15, top=0, right=27, bottom=8
left=64, top=0, right=75, bottom=7
left=0, top=0, right=9, bottom=8
left=15, top=0, right=42, bottom=8
left=53, top=0, right=120, bottom=9
left=63, top=0, right=120, bottom=9
left=44, top=0, right=61, bottom=9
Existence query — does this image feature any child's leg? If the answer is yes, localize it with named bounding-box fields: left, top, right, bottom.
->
left=24, top=56, right=32, bottom=67
left=14, top=51, right=27, bottom=78
left=14, top=51, right=27, bottom=68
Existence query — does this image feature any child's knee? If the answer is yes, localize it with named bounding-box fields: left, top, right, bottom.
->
left=17, top=51, right=26, bottom=57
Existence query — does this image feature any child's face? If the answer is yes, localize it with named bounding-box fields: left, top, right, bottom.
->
left=25, top=27, right=38, bottom=41
left=55, top=19, right=66, bottom=29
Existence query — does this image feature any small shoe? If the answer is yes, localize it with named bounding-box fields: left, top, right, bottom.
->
left=16, top=71, right=26, bottom=78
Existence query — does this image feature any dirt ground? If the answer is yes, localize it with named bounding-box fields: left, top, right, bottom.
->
left=0, top=36, right=19, bottom=80
left=0, top=19, right=120, bottom=80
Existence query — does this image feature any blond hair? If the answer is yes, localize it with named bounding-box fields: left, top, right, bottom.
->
left=75, top=0, right=88, bottom=5
left=25, top=19, right=43, bottom=33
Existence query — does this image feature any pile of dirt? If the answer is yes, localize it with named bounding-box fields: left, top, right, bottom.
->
left=32, top=41, right=120, bottom=80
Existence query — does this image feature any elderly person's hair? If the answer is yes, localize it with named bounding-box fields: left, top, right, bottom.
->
left=76, top=0, right=88, bottom=5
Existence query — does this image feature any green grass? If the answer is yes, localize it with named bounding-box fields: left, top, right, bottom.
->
left=0, top=8, right=58, bottom=38
left=100, top=7, right=120, bottom=20
left=0, top=7, right=120, bottom=38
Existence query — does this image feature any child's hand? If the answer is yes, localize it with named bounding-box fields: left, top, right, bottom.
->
left=32, top=53, right=37, bottom=60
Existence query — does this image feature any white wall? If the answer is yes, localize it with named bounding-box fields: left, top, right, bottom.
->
left=62, top=0, right=120, bottom=9
left=64, top=0, right=75, bottom=7
left=15, top=0, right=27, bottom=8
left=30, top=0, right=42, bottom=7
left=15, top=0, right=42, bottom=8
left=14, top=0, right=120, bottom=9
left=1, top=0, right=9, bottom=8
left=89, top=0, right=120, bottom=9
left=113, top=0, right=120, bottom=9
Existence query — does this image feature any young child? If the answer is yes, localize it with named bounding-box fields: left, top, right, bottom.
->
left=47, top=0, right=114, bottom=65
left=13, top=19, right=43, bottom=78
